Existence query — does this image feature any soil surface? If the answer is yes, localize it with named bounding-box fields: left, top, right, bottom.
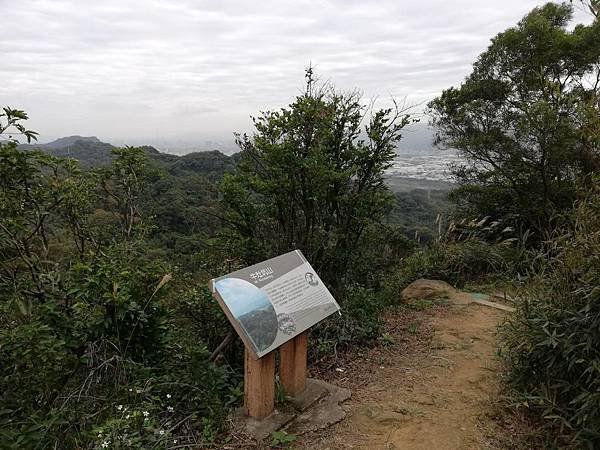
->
left=298, top=299, right=508, bottom=450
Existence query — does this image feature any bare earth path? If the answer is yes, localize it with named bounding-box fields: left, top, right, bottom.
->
left=299, top=300, right=507, bottom=450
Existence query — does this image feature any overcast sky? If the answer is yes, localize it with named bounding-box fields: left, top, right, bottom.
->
left=0, top=0, right=589, bottom=150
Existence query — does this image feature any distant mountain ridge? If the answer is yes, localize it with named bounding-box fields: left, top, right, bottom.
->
left=28, top=135, right=103, bottom=149
left=19, top=136, right=118, bottom=167
left=18, top=135, right=239, bottom=180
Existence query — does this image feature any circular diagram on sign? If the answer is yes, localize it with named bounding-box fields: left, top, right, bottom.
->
left=277, top=313, right=297, bottom=335
left=305, top=272, right=319, bottom=286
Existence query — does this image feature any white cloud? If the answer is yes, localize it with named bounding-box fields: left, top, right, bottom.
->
left=0, top=0, right=590, bottom=149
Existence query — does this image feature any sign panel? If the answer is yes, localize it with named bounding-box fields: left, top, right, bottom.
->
left=210, top=250, right=340, bottom=359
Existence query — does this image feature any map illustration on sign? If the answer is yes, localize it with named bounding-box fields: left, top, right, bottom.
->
left=210, top=250, right=340, bottom=358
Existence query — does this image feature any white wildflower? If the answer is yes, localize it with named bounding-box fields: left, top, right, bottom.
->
left=173, top=439, right=178, bottom=444
left=143, top=410, right=149, bottom=417
left=166, top=394, right=171, bottom=399
left=167, top=406, right=174, bottom=413
left=159, top=430, right=165, bottom=435
left=116, top=404, right=123, bottom=411
left=125, top=414, right=130, bottom=419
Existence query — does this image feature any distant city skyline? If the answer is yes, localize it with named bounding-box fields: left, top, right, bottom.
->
left=2, top=0, right=590, bottom=150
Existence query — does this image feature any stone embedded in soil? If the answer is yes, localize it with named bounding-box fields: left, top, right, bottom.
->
left=234, top=408, right=295, bottom=441
left=286, top=378, right=330, bottom=412
left=233, top=379, right=350, bottom=441
left=284, top=379, right=351, bottom=436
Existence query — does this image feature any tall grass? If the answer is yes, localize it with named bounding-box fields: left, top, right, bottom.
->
left=500, top=182, right=600, bottom=447
left=388, top=214, right=530, bottom=293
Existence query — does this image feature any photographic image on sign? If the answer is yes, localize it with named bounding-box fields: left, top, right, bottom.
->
left=210, top=250, right=340, bottom=358
left=213, top=278, right=278, bottom=352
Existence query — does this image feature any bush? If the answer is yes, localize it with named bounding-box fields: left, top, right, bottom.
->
left=171, top=282, right=245, bottom=369
left=0, top=138, right=237, bottom=448
left=388, top=237, right=525, bottom=295
left=217, top=70, right=413, bottom=298
left=500, top=182, right=600, bottom=447
left=215, top=71, right=417, bottom=353
left=310, top=285, right=391, bottom=360
left=0, top=244, right=237, bottom=448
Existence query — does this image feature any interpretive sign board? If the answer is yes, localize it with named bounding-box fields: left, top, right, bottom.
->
left=210, top=250, right=340, bottom=359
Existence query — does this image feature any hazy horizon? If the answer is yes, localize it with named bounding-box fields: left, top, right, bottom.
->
left=30, top=121, right=438, bottom=155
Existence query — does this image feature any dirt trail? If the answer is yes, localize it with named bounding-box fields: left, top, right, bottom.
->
left=300, top=300, right=507, bottom=450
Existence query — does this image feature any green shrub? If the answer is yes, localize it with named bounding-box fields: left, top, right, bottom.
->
left=0, top=139, right=236, bottom=448
left=172, top=283, right=241, bottom=361
left=310, top=285, right=390, bottom=360
left=217, top=70, right=413, bottom=298
left=387, top=236, right=525, bottom=296
left=500, top=183, right=600, bottom=447
left=0, top=246, right=236, bottom=448
left=213, top=72, right=417, bottom=357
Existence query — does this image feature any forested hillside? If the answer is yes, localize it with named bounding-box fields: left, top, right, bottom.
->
left=19, top=135, right=238, bottom=176
left=20, top=135, right=449, bottom=252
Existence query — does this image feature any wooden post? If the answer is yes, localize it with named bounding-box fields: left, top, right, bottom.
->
left=279, top=331, right=308, bottom=397
left=244, top=349, right=275, bottom=419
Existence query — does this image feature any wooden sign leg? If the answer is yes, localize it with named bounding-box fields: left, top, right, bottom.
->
left=244, top=349, right=275, bottom=419
left=279, top=331, right=308, bottom=397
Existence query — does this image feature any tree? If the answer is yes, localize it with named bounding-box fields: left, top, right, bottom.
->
left=0, top=107, right=38, bottom=144
left=429, top=3, right=600, bottom=239
left=97, top=147, right=150, bottom=239
left=0, top=113, right=94, bottom=303
left=219, top=70, right=414, bottom=293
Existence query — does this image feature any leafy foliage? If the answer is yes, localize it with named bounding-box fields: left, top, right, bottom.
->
left=0, top=133, right=235, bottom=448
left=388, top=223, right=527, bottom=294
left=0, top=107, right=38, bottom=143
left=500, top=180, right=600, bottom=447
left=219, top=70, right=415, bottom=293
left=387, top=187, right=453, bottom=244
left=270, top=430, right=297, bottom=448
left=8, top=17, right=598, bottom=442
left=0, top=70, right=424, bottom=446
left=427, top=5, right=600, bottom=447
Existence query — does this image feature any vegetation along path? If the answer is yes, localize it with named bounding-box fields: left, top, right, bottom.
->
left=299, top=287, right=511, bottom=450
